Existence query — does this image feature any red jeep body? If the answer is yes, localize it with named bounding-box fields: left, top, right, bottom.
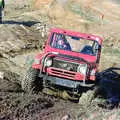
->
left=32, top=28, right=102, bottom=89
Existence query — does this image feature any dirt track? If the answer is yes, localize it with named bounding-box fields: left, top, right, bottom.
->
left=0, top=0, right=120, bottom=120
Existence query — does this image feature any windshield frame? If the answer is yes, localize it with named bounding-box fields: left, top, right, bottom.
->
left=49, top=32, right=100, bottom=57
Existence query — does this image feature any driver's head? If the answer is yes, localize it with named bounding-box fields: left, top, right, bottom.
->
left=57, top=39, right=65, bottom=45
left=57, top=39, right=67, bottom=49
left=54, top=35, right=71, bottom=51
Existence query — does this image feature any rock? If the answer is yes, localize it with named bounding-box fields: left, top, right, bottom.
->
left=79, top=90, right=96, bottom=106
left=0, top=71, right=4, bottom=79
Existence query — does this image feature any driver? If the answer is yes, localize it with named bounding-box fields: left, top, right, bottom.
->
left=56, top=38, right=71, bottom=51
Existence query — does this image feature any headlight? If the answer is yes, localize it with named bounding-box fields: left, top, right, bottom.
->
left=77, top=64, right=87, bottom=74
left=44, top=58, right=52, bottom=67
left=34, top=59, right=40, bottom=64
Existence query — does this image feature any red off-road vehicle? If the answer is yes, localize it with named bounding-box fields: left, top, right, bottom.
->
left=22, top=28, right=102, bottom=100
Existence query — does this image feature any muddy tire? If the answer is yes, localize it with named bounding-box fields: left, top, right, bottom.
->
left=21, top=67, right=43, bottom=93
left=79, top=89, right=96, bottom=106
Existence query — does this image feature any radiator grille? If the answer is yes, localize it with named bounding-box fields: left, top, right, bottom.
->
left=52, top=59, right=79, bottom=72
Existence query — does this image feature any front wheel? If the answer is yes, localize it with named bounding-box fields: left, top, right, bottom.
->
left=21, top=67, right=43, bottom=93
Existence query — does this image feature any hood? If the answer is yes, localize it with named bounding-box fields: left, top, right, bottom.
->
left=45, top=46, right=97, bottom=63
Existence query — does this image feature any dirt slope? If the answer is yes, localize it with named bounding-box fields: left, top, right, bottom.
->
left=33, top=0, right=120, bottom=43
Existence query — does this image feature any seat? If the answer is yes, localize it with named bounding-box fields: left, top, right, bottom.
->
left=80, top=45, right=94, bottom=55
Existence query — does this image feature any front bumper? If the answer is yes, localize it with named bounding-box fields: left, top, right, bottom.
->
left=41, top=75, right=80, bottom=88
left=39, top=72, right=95, bottom=88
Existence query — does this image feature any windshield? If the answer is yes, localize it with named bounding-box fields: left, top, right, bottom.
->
left=50, top=33, right=99, bottom=56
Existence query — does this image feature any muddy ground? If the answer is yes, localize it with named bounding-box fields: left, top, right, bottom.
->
left=0, top=0, right=120, bottom=120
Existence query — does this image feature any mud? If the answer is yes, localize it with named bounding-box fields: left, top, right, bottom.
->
left=0, top=92, right=55, bottom=120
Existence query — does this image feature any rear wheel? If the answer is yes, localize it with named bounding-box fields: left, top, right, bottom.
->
left=21, top=67, right=43, bottom=93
